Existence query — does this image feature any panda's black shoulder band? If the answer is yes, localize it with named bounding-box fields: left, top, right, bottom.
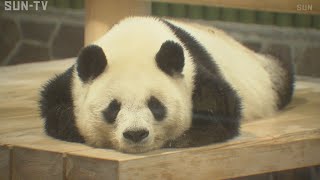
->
left=162, top=19, right=242, bottom=145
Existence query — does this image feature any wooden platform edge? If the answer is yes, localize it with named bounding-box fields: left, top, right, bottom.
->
left=0, top=145, right=10, bottom=180
left=65, top=129, right=320, bottom=180
left=4, top=133, right=319, bottom=180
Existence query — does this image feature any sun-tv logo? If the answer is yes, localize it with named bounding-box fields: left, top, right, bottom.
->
left=297, top=4, right=313, bottom=11
left=4, top=1, right=48, bottom=11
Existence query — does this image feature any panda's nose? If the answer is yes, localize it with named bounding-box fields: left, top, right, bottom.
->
left=123, top=129, right=149, bottom=143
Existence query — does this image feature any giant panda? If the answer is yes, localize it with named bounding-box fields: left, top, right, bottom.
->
left=39, top=17, right=294, bottom=153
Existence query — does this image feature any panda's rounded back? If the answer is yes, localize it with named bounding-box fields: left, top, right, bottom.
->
left=164, top=20, right=281, bottom=120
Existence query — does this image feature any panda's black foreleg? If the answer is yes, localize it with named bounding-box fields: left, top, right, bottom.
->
left=165, top=70, right=242, bottom=148
left=39, top=66, right=85, bottom=143
left=164, top=113, right=240, bottom=148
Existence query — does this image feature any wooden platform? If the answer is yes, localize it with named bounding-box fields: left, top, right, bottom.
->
left=0, top=59, right=320, bottom=180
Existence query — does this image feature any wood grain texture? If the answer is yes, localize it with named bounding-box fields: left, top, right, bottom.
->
left=85, top=0, right=151, bottom=44
left=0, top=60, right=320, bottom=179
left=0, top=145, right=10, bottom=180
left=66, top=154, right=119, bottom=180
left=0, top=129, right=92, bottom=179
left=150, top=0, right=320, bottom=14
left=0, top=59, right=76, bottom=134
left=0, top=128, right=91, bottom=152
left=0, top=59, right=92, bottom=179
left=12, top=147, right=63, bottom=180
left=118, top=133, right=320, bottom=180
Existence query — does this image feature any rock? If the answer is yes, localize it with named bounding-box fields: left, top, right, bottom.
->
left=52, top=23, right=84, bottom=59
left=9, top=42, right=49, bottom=65
left=0, top=17, right=20, bottom=65
left=20, top=19, right=56, bottom=43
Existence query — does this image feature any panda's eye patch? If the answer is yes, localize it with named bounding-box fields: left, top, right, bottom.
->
left=102, top=99, right=121, bottom=123
left=148, top=96, right=167, bottom=121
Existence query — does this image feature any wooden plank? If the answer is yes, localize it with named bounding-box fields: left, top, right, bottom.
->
left=150, top=0, right=320, bottom=14
left=0, top=129, right=93, bottom=179
left=12, top=147, right=63, bottom=180
left=0, top=145, right=10, bottom=180
left=118, top=136, right=320, bottom=179
left=0, top=118, right=40, bottom=135
left=85, top=0, right=151, bottom=45
left=0, top=128, right=93, bottom=179
left=66, top=130, right=320, bottom=180
left=0, top=128, right=90, bottom=152
left=0, top=59, right=93, bottom=179
left=66, top=154, right=119, bottom=180
left=0, top=59, right=75, bottom=135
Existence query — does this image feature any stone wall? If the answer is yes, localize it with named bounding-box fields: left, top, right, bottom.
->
left=0, top=8, right=84, bottom=65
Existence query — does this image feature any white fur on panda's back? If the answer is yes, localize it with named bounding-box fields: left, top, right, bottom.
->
left=166, top=20, right=278, bottom=120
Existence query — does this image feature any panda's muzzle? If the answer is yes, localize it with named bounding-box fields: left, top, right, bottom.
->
left=123, top=129, right=149, bottom=143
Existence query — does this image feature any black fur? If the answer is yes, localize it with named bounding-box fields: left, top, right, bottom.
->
left=156, top=40, right=185, bottom=76
left=148, top=96, right=167, bottom=121
left=270, top=56, right=294, bottom=109
left=123, top=129, right=149, bottom=143
left=39, top=67, right=85, bottom=143
left=162, top=20, right=242, bottom=147
left=102, top=99, right=121, bottom=124
left=77, top=45, right=107, bottom=82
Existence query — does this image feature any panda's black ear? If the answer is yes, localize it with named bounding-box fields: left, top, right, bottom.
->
left=77, top=45, right=107, bottom=82
left=156, top=40, right=184, bottom=76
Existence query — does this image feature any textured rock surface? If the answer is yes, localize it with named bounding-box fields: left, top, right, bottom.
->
left=20, top=19, right=56, bottom=43
left=296, top=47, right=320, bottom=77
left=9, top=42, right=50, bottom=65
left=52, top=24, right=84, bottom=59
left=0, top=17, right=20, bottom=64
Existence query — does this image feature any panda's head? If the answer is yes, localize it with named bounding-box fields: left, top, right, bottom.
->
left=73, top=41, right=192, bottom=153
